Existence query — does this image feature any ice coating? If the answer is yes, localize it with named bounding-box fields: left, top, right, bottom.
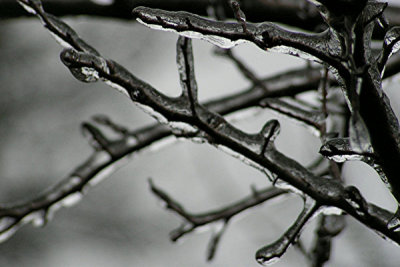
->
left=168, top=121, right=198, bottom=135
left=49, top=32, right=74, bottom=50
left=60, top=192, right=83, bottom=207
left=86, top=155, right=128, bottom=188
left=80, top=67, right=101, bottom=82
left=269, top=45, right=320, bottom=63
left=0, top=210, right=48, bottom=243
left=60, top=49, right=110, bottom=84
left=17, top=0, right=37, bottom=15
left=388, top=215, right=400, bottom=232
left=326, top=154, right=364, bottom=163
left=23, top=210, right=46, bottom=227
left=273, top=179, right=304, bottom=196
left=0, top=219, right=20, bottom=243
left=104, top=80, right=130, bottom=98
left=134, top=103, right=169, bottom=124
left=373, top=163, right=390, bottom=188
left=136, top=18, right=248, bottom=49
left=384, top=26, right=400, bottom=59
left=256, top=256, right=280, bottom=266
left=256, top=197, right=317, bottom=265
left=320, top=137, right=374, bottom=163
left=255, top=235, right=292, bottom=266
left=319, top=206, right=343, bottom=216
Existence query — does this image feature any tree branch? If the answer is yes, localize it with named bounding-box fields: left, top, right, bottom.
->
left=56, top=25, right=400, bottom=247
left=132, top=6, right=343, bottom=69
left=149, top=178, right=286, bottom=259
left=310, top=214, right=346, bottom=267
left=7, top=1, right=400, bottom=265
left=256, top=198, right=319, bottom=265
left=15, top=0, right=400, bottom=246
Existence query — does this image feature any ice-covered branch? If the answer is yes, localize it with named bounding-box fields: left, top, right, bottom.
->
left=132, top=6, right=343, bottom=68
left=0, top=38, right=327, bottom=243
left=319, top=137, right=375, bottom=163
left=255, top=198, right=319, bottom=265
left=11, top=2, right=400, bottom=265
left=57, top=26, right=400, bottom=248
left=176, top=36, right=198, bottom=116
left=0, top=116, right=142, bottom=242
left=149, top=179, right=286, bottom=260
left=16, top=0, right=400, bottom=245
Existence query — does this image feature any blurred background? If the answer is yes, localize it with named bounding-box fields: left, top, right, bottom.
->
left=1, top=2, right=400, bottom=266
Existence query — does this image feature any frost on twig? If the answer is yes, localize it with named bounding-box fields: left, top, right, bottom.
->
left=148, top=179, right=286, bottom=260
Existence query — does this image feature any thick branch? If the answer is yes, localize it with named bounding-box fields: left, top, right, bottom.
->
left=132, top=6, right=343, bottom=69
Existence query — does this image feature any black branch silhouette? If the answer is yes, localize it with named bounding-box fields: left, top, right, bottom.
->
left=3, top=0, right=400, bottom=266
